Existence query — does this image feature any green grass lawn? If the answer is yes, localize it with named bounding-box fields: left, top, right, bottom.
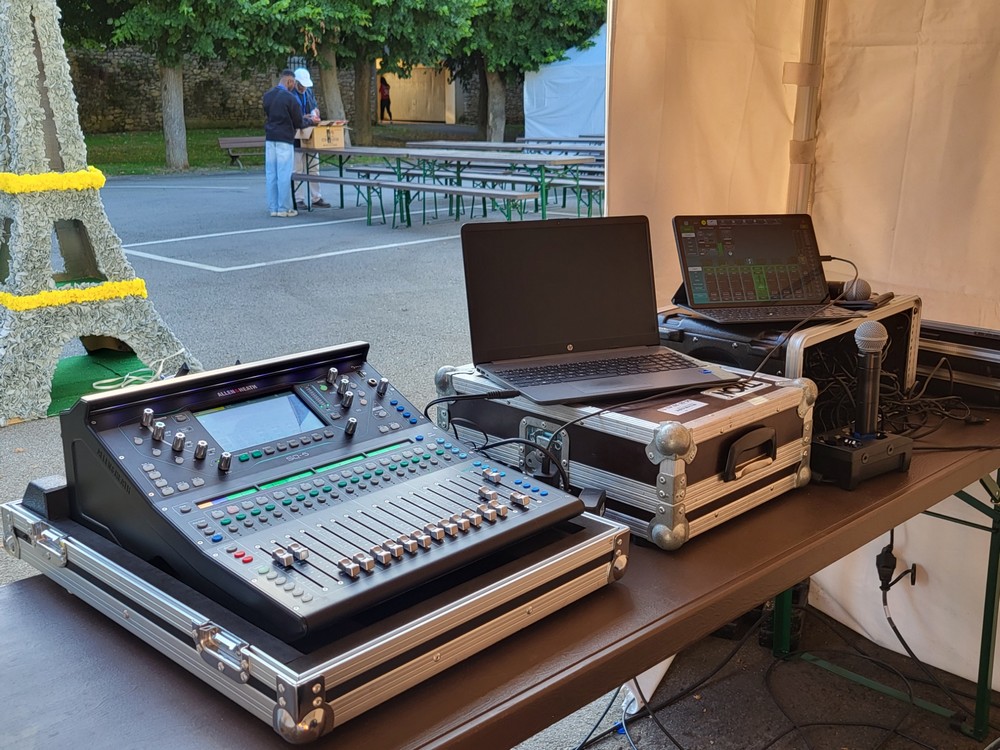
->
left=84, top=123, right=520, bottom=175
left=85, top=128, right=263, bottom=174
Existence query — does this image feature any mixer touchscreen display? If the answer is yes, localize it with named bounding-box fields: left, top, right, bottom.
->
left=195, top=391, right=323, bottom=451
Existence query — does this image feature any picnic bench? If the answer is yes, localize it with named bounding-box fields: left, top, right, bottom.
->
left=218, top=136, right=265, bottom=168
left=291, top=173, right=388, bottom=225
left=294, top=170, right=538, bottom=226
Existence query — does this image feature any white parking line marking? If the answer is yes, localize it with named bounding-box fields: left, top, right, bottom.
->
left=124, top=232, right=460, bottom=272
left=123, top=216, right=370, bottom=248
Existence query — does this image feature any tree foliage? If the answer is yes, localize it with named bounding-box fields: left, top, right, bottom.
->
left=448, top=0, right=605, bottom=79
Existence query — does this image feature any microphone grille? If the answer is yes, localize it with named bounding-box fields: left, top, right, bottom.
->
left=844, top=278, right=872, bottom=301
left=855, top=320, right=889, bottom=352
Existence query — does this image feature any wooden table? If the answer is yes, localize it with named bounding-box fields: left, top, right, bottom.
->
left=517, top=136, right=605, bottom=144
left=407, top=139, right=606, bottom=156
left=303, top=145, right=595, bottom=220
left=3, top=417, right=998, bottom=748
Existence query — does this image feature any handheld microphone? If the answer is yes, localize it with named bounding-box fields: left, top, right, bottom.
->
left=829, top=278, right=872, bottom=302
left=810, top=318, right=912, bottom=489
left=853, top=320, right=888, bottom=438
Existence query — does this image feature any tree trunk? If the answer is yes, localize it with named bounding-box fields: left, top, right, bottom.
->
left=353, top=58, right=373, bottom=146
left=316, top=45, right=351, bottom=147
left=484, top=69, right=506, bottom=142
left=476, top=64, right=488, bottom=140
left=159, top=64, right=188, bottom=170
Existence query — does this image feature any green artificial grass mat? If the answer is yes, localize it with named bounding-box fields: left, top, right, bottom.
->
left=48, top=350, right=148, bottom=416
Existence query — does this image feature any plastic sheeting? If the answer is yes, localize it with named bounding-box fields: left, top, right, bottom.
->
left=607, top=0, right=1000, bottom=692
left=523, top=24, right=607, bottom=139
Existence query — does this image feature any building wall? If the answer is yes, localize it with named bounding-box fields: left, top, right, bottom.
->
left=67, top=48, right=523, bottom=133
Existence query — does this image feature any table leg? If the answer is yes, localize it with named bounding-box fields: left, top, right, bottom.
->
left=771, top=588, right=794, bottom=657
left=958, top=471, right=1000, bottom=740
left=539, top=166, right=548, bottom=220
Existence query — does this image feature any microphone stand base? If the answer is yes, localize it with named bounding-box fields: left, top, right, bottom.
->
left=811, top=431, right=913, bottom=490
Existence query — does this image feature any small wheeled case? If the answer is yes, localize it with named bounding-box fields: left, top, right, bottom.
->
left=435, top=367, right=817, bottom=550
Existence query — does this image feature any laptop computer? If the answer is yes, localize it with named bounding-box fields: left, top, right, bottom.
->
left=461, top=216, right=741, bottom=405
left=671, top=214, right=861, bottom=324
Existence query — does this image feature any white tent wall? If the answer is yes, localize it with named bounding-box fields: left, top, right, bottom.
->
left=607, top=0, right=1000, bottom=689
left=813, top=2, right=1000, bottom=329
left=607, top=1, right=806, bottom=305
left=523, top=24, right=607, bottom=139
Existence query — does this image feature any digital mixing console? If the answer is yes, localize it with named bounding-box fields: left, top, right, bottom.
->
left=62, top=342, right=585, bottom=642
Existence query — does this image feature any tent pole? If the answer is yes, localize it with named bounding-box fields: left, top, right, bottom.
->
left=787, top=0, right=828, bottom=214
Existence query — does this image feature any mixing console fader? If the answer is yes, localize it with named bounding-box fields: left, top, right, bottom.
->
left=62, top=342, right=584, bottom=642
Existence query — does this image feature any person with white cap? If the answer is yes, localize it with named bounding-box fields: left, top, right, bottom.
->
left=292, top=67, right=331, bottom=209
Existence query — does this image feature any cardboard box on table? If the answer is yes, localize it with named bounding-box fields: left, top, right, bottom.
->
left=296, top=120, right=347, bottom=149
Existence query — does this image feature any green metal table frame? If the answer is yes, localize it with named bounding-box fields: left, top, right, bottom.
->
left=772, top=468, right=1000, bottom=740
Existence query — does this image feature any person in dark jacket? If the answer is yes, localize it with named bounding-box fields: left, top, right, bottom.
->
left=262, top=69, right=305, bottom=217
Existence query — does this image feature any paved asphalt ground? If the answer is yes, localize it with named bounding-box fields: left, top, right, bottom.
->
left=2, top=169, right=998, bottom=749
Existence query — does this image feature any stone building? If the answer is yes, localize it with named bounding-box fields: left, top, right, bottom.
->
left=68, top=48, right=524, bottom=134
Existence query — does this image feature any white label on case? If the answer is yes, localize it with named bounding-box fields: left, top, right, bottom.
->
left=658, top=399, right=707, bottom=415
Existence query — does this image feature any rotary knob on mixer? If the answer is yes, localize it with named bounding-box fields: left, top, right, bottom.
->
left=345, top=417, right=358, bottom=437
left=141, top=408, right=154, bottom=428
left=152, top=421, right=166, bottom=442
left=342, top=390, right=354, bottom=409
left=218, top=452, right=232, bottom=473
left=337, top=377, right=350, bottom=396
left=376, top=378, right=389, bottom=397
left=325, top=367, right=339, bottom=386
left=194, top=440, right=208, bottom=460
left=171, top=432, right=186, bottom=452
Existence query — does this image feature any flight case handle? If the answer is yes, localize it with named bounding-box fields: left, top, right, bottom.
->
left=724, top=426, right=777, bottom=481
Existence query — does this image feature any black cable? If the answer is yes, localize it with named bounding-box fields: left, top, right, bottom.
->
left=758, top=721, right=938, bottom=750
left=630, top=676, right=687, bottom=750
left=580, top=612, right=767, bottom=748
left=421, top=389, right=519, bottom=425
left=447, top=417, right=487, bottom=448
left=881, top=588, right=982, bottom=723
left=477, top=436, right=571, bottom=490
left=721, top=256, right=861, bottom=390
left=571, top=686, right=622, bottom=750
left=760, top=647, right=917, bottom=750
left=802, top=604, right=1000, bottom=733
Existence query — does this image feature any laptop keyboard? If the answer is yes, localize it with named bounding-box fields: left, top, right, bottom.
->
left=498, top=351, right=696, bottom=387
left=705, top=305, right=856, bottom=323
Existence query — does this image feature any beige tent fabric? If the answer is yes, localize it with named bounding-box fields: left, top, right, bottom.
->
left=813, top=1, right=1000, bottom=328
left=608, top=0, right=1000, bottom=327
left=607, top=0, right=1000, bottom=691
left=607, top=0, right=805, bottom=307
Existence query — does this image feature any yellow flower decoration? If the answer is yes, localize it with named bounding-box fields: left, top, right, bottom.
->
left=0, top=279, right=147, bottom=311
left=0, top=166, right=106, bottom=194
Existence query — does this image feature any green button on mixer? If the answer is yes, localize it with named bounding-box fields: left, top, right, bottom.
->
left=374, top=468, right=384, bottom=476
left=220, top=518, right=232, bottom=526
left=338, top=480, right=348, bottom=488
left=265, top=503, right=276, bottom=511
left=251, top=450, right=263, bottom=459
left=235, top=513, right=246, bottom=521
left=350, top=476, right=360, bottom=484
left=250, top=508, right=261, bottom=516
left=238, top=453, right=250, bottom=462
left=282, top=499, right=293, bottom=506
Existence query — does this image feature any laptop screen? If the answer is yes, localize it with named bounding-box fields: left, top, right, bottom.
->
left=673, top=214, right=830, bottom=310
left=462, top=216, right=659, bottom=364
